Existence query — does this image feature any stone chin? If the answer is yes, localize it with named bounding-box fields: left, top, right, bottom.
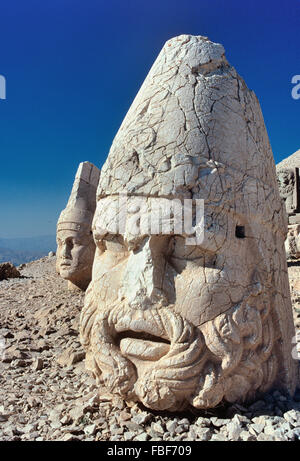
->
left=80, top=279, right=277, bottom=412
left=58, top=263, right=73, bottom=277
left=58, top=261, right=83, bottom=278
left=59, top=263, right=92, bottom=291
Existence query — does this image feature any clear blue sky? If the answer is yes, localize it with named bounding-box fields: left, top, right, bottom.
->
left=0, top=0, right=299, bottom=238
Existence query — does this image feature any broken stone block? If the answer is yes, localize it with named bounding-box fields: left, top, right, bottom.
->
left=0, top=263, right=20, bottom=281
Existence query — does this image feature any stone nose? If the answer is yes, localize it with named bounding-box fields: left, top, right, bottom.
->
left=61, top=242, right=71, bottom=259
left=121, top=236, right=169, bottom=310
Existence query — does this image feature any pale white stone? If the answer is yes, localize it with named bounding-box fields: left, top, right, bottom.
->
left=80, top=35, right=298, bottom=411
left=285, top=224, right=300, bottom=259
left=56, top=162, right=100, bottom=290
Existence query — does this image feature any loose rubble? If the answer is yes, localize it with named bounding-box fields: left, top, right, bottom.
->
left=0, top=256, right=299, bottom=441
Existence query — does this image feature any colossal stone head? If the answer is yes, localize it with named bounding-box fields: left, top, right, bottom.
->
left=80, top=35, right=298, bottom=411
left=57, top=162, right=100, bottom=291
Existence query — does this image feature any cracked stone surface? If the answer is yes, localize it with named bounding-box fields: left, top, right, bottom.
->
left=80, top=34, right=298, bottom=411
left=56, top=162, right=100, bottom=291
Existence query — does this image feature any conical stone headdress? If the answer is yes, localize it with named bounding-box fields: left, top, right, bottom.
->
left=98, top=35, right=286, bottom=235
left=58, top=161, right=100, bottom=234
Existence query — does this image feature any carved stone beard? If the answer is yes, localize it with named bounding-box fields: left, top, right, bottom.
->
left=80, top=272, right=277, bottom=411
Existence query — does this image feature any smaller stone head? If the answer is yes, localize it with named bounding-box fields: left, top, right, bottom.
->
left=277, top=169, right=295, bottom=214
left=285, top=224, right=300, bottom=260
left=56, top=162, right=100, bottom=290
left=56, top=209, right=95, bottom=290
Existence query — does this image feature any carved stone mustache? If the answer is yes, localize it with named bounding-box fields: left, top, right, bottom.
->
left=80, top=274, right=279, bottom=412
left=86, top=303, right=206, bottom=410
left=60, top=259, right=72, bottom=264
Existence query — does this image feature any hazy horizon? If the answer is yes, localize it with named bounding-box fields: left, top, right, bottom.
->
left=0, top=234, right=56, bottom=264
left=0, top=234, right=56, bottom=240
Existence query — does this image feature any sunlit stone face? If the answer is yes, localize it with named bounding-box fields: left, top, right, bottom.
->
left=56, top=228, right=95, bottom=290
left=56, top=161, right=100, bottom=291
left=80, top=196, right=279, bottom=411
left=79, top=35, right=297, bottom=411
left=91, top=195, right=251, bottom=325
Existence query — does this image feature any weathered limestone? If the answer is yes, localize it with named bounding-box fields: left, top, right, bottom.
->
left=80, top=35, right=298, bottom=411
left=285, top=224, right=300, bottom=260
left=56, top=162, right=100, bottom=291
left=276, top=151, right=300, bottom=260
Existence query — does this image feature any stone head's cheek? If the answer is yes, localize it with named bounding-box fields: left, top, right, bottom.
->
left=173, top=265, right=239, bottom=327
left=73, top=242, right=94, bottom=268
left=56, top=243, right=63, bottom=261
left=68, top=240, right=90, bottom=268
left=67, top=246, right=82, bottom=270
left=55, top=248, right=62, bottom=273
left=92, top=253, right=129, bottom=305
left=56, top=244, right=62, bottom=262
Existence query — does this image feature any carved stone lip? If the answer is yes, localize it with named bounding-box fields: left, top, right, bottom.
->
left=111, top=308, right=173, bottom=363
left=120, top=336, right=170, bottom=361
left=60, top=261, right=72, bottom=267
left=115, top=330, right=170, bottom=361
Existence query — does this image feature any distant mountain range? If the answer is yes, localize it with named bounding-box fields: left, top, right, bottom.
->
left=0, top=235, right=56, bottom=266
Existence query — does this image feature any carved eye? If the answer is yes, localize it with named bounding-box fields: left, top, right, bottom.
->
left=235, top=226, right=245, bottom=239
left=65, top=238, right=74, bottom=249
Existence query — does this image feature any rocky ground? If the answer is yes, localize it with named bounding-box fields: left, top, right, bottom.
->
left=0, top=256, right=299, bottom=442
